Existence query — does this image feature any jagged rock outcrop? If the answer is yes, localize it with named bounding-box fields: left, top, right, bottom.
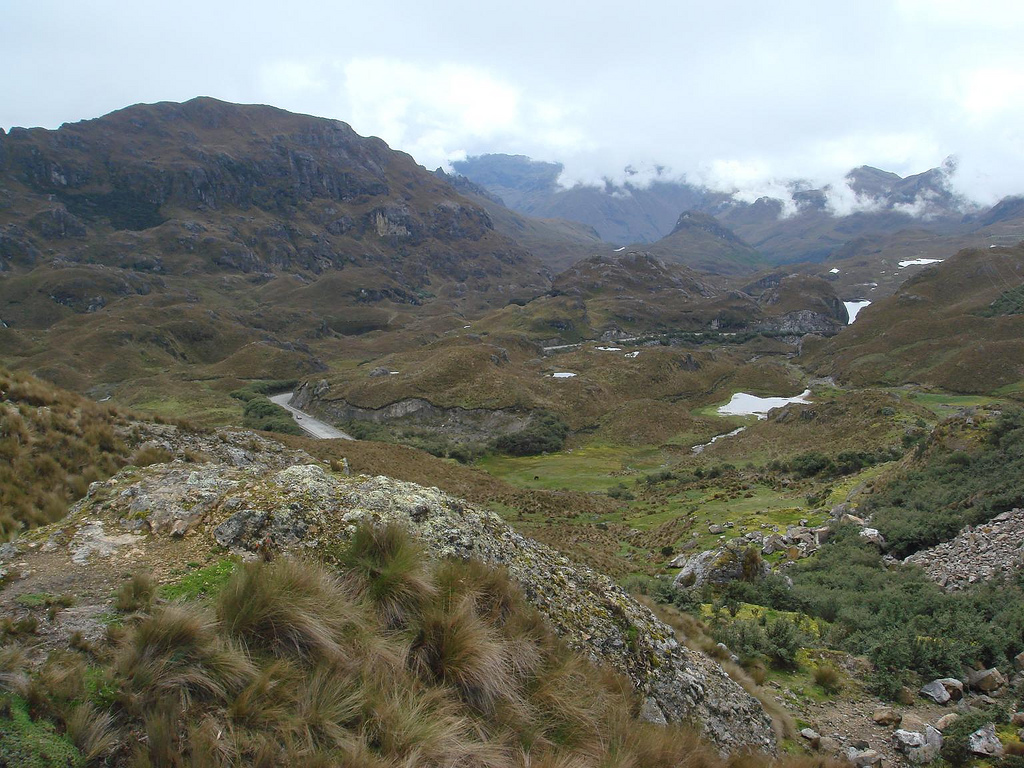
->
left=39, top=458, right=777, bottom=754
left=904, top=508, right=1024, bottom=590
left=291, top=382, right=533, bottom=442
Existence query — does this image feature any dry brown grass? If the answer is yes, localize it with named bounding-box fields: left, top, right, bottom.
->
left=5, top=530, right=823, bottom=767
left=0, top=367, right=134, bottom=539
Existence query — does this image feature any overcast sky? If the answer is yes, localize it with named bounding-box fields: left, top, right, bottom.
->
left=3, top=0, right=1023, bottom=208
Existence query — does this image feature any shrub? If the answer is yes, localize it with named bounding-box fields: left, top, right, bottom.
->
left=492, top=412, right=569, bottom=456
left=812, top=664, right=841, bottom=694
left=941, top=710, right=1006, bottom=767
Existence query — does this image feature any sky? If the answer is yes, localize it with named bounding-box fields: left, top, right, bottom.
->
left=3, top=0, right=1024, bottom=210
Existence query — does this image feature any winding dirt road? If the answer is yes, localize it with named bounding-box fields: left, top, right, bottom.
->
left=269, top=393, right=353, bottom=440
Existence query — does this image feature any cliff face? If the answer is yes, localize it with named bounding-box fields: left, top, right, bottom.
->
left=3, top=427, right=775, bottom=753
left=0, top=97, right=549, bottom=324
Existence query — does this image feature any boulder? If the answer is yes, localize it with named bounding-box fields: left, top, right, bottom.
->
left=967, top=667, right=1005, bottom=692
left=813, top=526, right=832, bottom=545
left=900, top=714, right=929, bottom=734
left=672, top=542, right=768, bottom=589
left=860, top=527, right=886, bottom=546
left=873, top=707, right=902, bottom=726
left=920, top=679, right=951, bottom=704
left=761, top=534, right=787, bottom=555
left=935, top=713, right=960, bottom=731
left=893, top=726, right=942, bottom=764
left=967, top=723, right=1003, bottom=757
left=937, top=678, right=964, bottom=701
left=1015, top=650, right=1024, bottom=671
left=800, top=728, right=821, bottom=748
left=847, top=748, right=883, bottom=767
left=819, top=736, right=842, bottom=754
left=1011, top=712, right=1024, bottom=727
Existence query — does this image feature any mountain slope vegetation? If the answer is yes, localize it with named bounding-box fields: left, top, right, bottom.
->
left=809, top=243, right=1024, bottom=393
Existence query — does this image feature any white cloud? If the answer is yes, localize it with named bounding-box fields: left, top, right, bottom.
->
left=823, top=183, right=885, bottom=217
left=337, top=58, right=596, bottom=171
left=3, top=1, right=1024, bottom=212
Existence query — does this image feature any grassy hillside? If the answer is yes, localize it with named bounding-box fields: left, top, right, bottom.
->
left=809, top=244, right=1024, bottom=393
left=0, top=368, right=135, bottom=539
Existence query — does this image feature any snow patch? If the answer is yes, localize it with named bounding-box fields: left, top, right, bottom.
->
left=551, top=372, right=577, bottom=379
left=692, top=427, right=746, bottom=454
left=843, top=300, right=871, bottom=323
left=829, top=268, right=840, bottom=274
left=718, top=390, right=812, bottom=419
left=898, top=258, right=944, bottom=268
left=624, top=351, right=640, bottom=359
left=596, top=346, right=622, bottom=351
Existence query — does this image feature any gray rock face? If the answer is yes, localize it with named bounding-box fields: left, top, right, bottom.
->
left=293, top=385, right=533, bottom=443
left=755, top=310, right=845, bottom=337
left=904, top=508, right=1024, bottom=591
left=893, top=726, right=942, bottom=764
left=968, top=723, right=1003, bottom=757
left=672, top=541, right=768, bottom=589
left=62, top=461, right=777, bottom=755
left=920, top=680, right=951, bottom=704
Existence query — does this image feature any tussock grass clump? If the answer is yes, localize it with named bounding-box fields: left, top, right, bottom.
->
left=217, top=558, right=371, bottom=661
left=117, top=604, right=254, bottom=711
left=411, top=593, right=517, bottom=714
left=0, top=367, right=134, bottom=540
left=64, top=702, right=118, bottom=762
left=336, top=522, right=436, bottom=627
left=115, top=571, right=156, bottom=613
left=130, top=444, right=174, bottom=467
left=812, top=664, right=842, bottom=694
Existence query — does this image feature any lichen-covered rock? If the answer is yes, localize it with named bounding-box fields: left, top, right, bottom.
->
left=967, top=723, right=1003, bottom=757
left=60, top=461, right=776, bottom=754
left=893, top=726, right=942, bottom=764
left=672, top=541, right=767, bottom=589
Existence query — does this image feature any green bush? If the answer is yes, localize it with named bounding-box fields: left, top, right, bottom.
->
left=940, top=709, right=1006, bottom=766
left=492, top=412, right=568, bottom=456
left=868, top=408, right=1024, bottom=556
left=240, top=396, right=303, bottom=435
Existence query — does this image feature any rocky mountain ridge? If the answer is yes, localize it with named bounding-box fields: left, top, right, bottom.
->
left=452, top=154, right=1024, bottom=268
left=0, top=422, right=776, bottom=754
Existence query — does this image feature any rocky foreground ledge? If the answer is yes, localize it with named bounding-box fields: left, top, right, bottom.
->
left=17, top=446, right=776, bottom=754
